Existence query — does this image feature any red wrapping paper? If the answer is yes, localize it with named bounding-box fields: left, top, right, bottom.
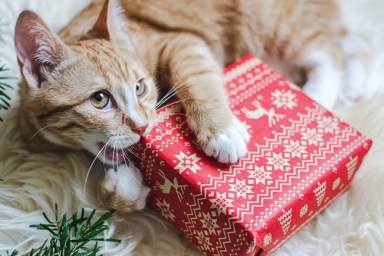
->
left=137, top=54, right=372, bottom=255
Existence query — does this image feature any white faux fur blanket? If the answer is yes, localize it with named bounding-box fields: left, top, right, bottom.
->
left=1, top=1, right=384, bottom=255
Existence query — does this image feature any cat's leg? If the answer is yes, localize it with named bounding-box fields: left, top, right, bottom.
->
left=293, top=36, right=367, bottom=109
left=299, top=48, right=344, bottom=110
left=340, top=34, right=369, bottom=104
left=160, top=35, right=249, bottom=164
left=94, top=164, right=150, bottom=213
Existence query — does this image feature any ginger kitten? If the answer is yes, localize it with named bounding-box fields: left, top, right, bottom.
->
left=14, top=0, right=366, bottom=213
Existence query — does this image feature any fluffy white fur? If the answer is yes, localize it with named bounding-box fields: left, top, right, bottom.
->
left=302, top=49, right=343, bottom=110
left=1, top=0, right=384, bottom=255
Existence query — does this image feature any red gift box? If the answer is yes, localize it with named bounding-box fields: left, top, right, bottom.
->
left=137, top=54, right=372, bottom=255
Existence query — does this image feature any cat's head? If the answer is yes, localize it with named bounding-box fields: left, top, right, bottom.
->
left=14, top=0, right=158, bottom=165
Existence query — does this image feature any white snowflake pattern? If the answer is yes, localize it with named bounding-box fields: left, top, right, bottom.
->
left=271, top=90, right=297, bottom=109
left=196, top=230, right=213, bottom=252
left=266, top=152, right=290, bottom=171
left=248, top=165, right=272, bottom=185
left=200, top=212, right=220, bottom=235
left=210, top=192, right=234, bottom=215
left=155, top=198, right=176, bottom=222
left=174, top=151, right=201, bottom=174
left=317, top=116, right=339, bottom=134
left=301, top=128, right=323, bottom=146
left=229, top=179, right=254, bottom=199
left=284, top=140, right=307, bottom=158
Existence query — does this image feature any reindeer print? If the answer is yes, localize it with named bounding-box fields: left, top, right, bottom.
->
left=242, top=101, right=284, bottom=127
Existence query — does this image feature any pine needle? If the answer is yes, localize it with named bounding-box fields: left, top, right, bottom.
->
left=0, top=19, right=15, bottom=122
left=6, top=204, right=120, bottom=256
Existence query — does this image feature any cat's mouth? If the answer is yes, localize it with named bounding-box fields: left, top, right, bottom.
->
left=97, top=142, right=128, bottom=163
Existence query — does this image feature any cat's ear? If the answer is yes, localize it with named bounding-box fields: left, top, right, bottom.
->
left=14, top=11, right=70, bottom=88
left=91, top=0, right=130, bottom=45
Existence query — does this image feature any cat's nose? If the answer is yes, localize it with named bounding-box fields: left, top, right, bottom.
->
left=133, top=125, right=148, bottom=136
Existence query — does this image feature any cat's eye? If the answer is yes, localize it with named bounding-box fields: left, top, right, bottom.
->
left=90, top=91, right=112, bottom=110
left=135, top=80, right=146, bottom=97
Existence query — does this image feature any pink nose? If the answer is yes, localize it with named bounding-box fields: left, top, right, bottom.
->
left=133, top=125, right=148, bottom=136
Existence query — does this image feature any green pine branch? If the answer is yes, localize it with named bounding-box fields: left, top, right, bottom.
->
left=5, top=204, right=120, bottom=256
left=0, top=65, right=13, bottom=122
left=0, top=19, right=14, bottom=122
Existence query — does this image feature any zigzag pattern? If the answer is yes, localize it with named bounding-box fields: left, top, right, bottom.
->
left=224, top=56, right=261, bottom=84
left=145, top=106, right=188, bottom=154
left=201, top=64, right=285, bottom=253
left=194, top=105, right=365, bottom=250
left=201, top=109, right=363, bottom=249
left=267, top=181, right=353, bottom=254
left=141, top=56, right=371, bottom=255
left=183, top=193, right=250, bottom=256
left=154, top=104, right=182, bottom=124
left=180, top=58, right=367, bottom=252
left=238, top=123, right=361, bottom=225
left=229, top=71, right=278, bottom=108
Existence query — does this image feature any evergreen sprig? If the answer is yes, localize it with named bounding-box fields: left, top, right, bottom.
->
left=0, top=19, right=14, bottom=122
left=0, top=65, right=13, bottom=122
left=5, top=204, right=120, bottom=256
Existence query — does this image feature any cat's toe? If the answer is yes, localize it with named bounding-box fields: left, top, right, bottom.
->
left=101, top=164, right=149, bottom=212
left=202, top=117, right=249, bottom=164
left=234, top=116, right=250, bottom=143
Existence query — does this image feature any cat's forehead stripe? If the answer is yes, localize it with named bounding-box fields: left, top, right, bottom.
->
left=52, top=121, right=90, bottom=133
left=72, top=40, right=142, bottom=86
left=37, top=101, right=85, bottom=121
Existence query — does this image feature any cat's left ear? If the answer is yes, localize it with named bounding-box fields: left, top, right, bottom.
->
left=14, top=11, right=71, bottom=88
left=91, top=0, right=130, bottom=45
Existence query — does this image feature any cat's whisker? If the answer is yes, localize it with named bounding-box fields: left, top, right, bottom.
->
left=83, top=139, right=111, bottom=196
left=172, top=80, right=196, bottom=94
left=155, top=81, right=193, bottom=109
left=125, top=147, right=140, bottom=159
left=156, top=86, right=174, bottom=104
left=171, top=77, right=190, bottom=91
left=172, top=112, right=194, bottom=119
left=30, top=124, right=55, bottom=140
left=156, top=98, right=189, bottom=112
left=122, top=154, right=142, bottom=185
left=130, top=143, right=144, bottom=157
left=103, top=143, right=107, bottom=169
left=152, top=123, right=168, bottom=133
left=113, top=140, right=118, bottom=171
left=156, top=90, right=177, bottom=109
left=156, top=97, right=194, bottom=112
left=123, top=153, right=134, bottom=167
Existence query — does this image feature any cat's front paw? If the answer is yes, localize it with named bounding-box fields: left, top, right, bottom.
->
left=99, top=164, right=150, bottom=213
left=198, top=116, right=250, bottom=164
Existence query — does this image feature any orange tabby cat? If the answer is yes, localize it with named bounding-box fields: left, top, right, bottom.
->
left=14, top=0, right=365, bottom=212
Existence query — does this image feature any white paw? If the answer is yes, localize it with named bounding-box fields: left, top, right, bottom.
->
left=300, top=49, right=343, bottom=110
left=340, top=58, right=367, bottom=104
left=303, top=81, right=338, bottom=111
left=102, top=164, right=150, bottom=212
left=202, top=117, right=249, bottom=164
